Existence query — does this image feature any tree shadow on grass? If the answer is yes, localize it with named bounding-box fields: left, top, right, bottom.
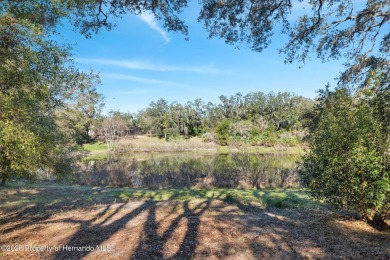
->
left=216, top=198, right=390, bottom=259
left=131, top=198, right=212, bottom=259
left=53, top=200, right=152, bottom=259
left=0, top=199, right=102, bottom=235
left=40, top=197, right=214, bottom=259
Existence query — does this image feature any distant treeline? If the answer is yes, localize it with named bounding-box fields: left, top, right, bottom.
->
left=96, top=92, right=314, bottom=146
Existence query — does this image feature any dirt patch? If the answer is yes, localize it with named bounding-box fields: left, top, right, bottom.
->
left=0, top=188, right=389, bottom=259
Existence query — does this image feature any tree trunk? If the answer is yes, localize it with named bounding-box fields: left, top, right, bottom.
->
left=0, top=174, right=7, bottom=186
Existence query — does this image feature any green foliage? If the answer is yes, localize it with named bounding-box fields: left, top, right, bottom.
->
left=215, top=119, right=231, bottom=146
left=133, top=92, right=313, bottom=147
left=55, top=73, right=104, bottom=145
left=164, top=128, right=180, bottom=141
left=197, top=1, right=390, bottom=86
left=264, top=193, right=303, bottom=209
left=229, top=120, right=254, bottom=141
left=300, top=81, right=390, bottom=224
left=278, top=131, right=302, bottom=146
left=201, top=132, right=214, bottom=143
left=223, top=193, right=235, bottom=203
left=0, top=6, right=102, bottom=184
left=250, top=130, right=279, bottom=147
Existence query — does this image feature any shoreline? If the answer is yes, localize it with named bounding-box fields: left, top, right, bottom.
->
left=83, top=136, right=306, bottom=159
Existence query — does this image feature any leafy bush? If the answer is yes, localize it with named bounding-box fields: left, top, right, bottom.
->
left=300, top=84, right=390, bottom=227
left=229, top=120, right=254, bottom=140
left=250, top=134, right=279, bottom=147
left=278, top=132, right=300, bottom=146
left=163, top=128, right=180, bottom=141
left=201, top=132, right=215, bottom=143
left=215, top=119, right=231, bottom=146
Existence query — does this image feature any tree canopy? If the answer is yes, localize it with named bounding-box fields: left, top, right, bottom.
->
left=200, top=0, right=390, bottom=85
left=5, top=0, right=389, bottom=85
left=122, top=91, right=313, bottom=146
left=2, top=1, right=388, bottom=84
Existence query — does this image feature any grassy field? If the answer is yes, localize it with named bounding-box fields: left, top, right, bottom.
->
left=1, top=182, right=389, bottom=259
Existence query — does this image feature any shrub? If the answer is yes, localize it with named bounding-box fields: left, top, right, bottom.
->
left=300, top=84, right=390, bottom=227
left=215, top=119, right=231, bottom=146
left=201, top=132, right=214, bottom=143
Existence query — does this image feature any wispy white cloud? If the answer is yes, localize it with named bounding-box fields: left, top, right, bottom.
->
left=76, top=58, right=222, bottom=74
left=139, top=12, right=170, bottom=43
left=101, top=73, right=185, bottom=87
left=115, top=88, right=153, bottom=95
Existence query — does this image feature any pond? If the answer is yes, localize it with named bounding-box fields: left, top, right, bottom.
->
left=80, top=152, right=301, bottom=189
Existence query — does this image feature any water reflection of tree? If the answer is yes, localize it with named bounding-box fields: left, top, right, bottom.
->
left=82, top=153, right=299, bottom=189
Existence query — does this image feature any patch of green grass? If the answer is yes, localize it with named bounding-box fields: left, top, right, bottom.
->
left=83, top=142, right=108, bottom=152
left=223, top=192, right=235, bottom=203
left=111, top=188, right=321, bottom=209
left=255, top=189, right=319, bottom=208
left=0, top=182, right=321, bottom=211
left=263, top=193, right=303, bottom=208
left=83, top=153, right=109, bottom=161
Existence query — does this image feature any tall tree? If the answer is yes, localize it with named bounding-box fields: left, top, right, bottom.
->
left=98, top=113, right=128, bottom=152
left=0, top=13, right=100, bottom=184
left=55, top=73, right=104, bottom=144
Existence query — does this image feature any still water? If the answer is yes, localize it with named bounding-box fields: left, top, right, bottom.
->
left=81, top=152, right=301, bottom=189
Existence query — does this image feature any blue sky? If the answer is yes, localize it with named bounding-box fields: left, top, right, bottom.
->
left=57, top=4, right=345, bottom=114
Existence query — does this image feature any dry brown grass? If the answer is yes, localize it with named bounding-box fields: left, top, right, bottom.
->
left=87, top=136, right=304, bottom=155
left=116, top=136, right=218, bottom=152
left=0, top=185, right=389, bottom=259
